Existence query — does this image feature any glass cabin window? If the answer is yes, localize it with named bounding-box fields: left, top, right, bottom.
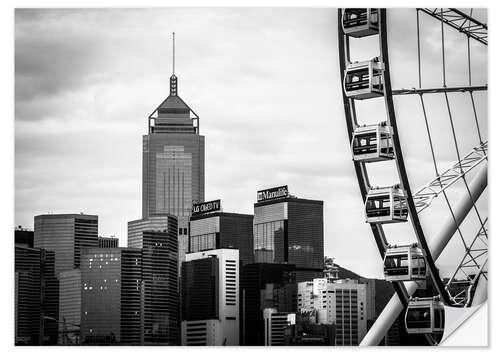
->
left=353, top=133, right=378, bottom=155
left=366, top=195, right=391, bottom=217
left=407, top=307, right=431, bottom=328
left=345, top=69, right=370, bottom=92
left=385, top=254, right=409, bottom=276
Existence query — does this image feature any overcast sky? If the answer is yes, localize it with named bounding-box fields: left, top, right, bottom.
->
left=15, top=8, right=488, bottom=278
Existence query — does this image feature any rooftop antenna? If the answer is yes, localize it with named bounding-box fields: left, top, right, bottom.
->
left=172, top=32, right=175, bottom=75
left=170, top=32, right=178, bottom=96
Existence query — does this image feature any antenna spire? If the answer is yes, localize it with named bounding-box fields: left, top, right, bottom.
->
left=172, top=32, right=175, bottom=75
left=170, top=32, right=178, bottom=96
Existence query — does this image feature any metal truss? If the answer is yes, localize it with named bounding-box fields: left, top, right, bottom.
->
left=445, top=219, right=488, bottom=306
left=393, top=85, right=487, bottom=96
left=419, top=8, right=487, bottom=45
left=413, top=141, right=488, bottom=213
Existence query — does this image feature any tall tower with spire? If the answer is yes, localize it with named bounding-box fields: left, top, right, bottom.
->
left=142, top=32, right=205, bottom=264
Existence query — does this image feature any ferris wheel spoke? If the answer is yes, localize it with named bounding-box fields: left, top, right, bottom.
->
left=392, top=85, right=487, bottom=96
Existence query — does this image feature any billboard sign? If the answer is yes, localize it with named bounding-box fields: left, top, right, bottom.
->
left=257, top=185, right=289, bottom=202
left=192, top=199, right=221, bottom=216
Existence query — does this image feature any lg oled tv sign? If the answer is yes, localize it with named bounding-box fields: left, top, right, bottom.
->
left=257, top=185, right=289, bottom=202
left=192, top=199, right=221, bottom=216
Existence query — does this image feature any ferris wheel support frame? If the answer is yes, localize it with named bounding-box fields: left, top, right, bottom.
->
left=471, top=273, right=487, bottom=306
left=360, top=164, right=487, bottom=346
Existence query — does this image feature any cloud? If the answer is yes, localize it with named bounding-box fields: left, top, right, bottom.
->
left=15, top=8, right=488, bottom=279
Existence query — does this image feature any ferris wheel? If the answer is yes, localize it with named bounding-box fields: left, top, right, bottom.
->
left=338, top=9, right=488, bottom=345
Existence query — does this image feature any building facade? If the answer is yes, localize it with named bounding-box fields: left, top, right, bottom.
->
left=284, top=311, right=336, bottom=346
left=34, top=214, right=98, bottom=275
left=127, top=215, right=179, bottom=344
left=263, top=308, right=296, bottom=346
left=81, top=215, right=178, bottom=346
left=253, top=187, right=324, bottom=282
left=15, top=227, right=34, bottom=248
left=240, top=263, right=297, bottom=346
left=15, top=246, right=59, bottom=345
left=297, top=278, right=367, bottom=346
left=181, top=249, right=239, bottom=346
left=80, top=248, right=143, bottom=345
left=141, top=229, right=179, bottom=344
left=58, top=269, right=81, bottom=345
left=98, top=236, right=119, bottom=248
left=189, top=209, right=254, bottom=266
left=142, top=73, right=205, bottom=266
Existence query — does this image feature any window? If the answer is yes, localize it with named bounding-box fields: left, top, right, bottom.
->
left=254, top=220, right=285, bottom=263
left=190, top=233, right=216, bottom=252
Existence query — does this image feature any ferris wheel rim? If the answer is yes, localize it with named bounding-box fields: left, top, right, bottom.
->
left=337, top=8, right=491, bottom=346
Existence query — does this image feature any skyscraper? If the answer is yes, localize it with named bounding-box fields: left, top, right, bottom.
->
left=82, top=215, right=178, bottom=345
left=34, top=214, right=98, bottom=276
left=142, top=34, right=205, bottom=265
left=141, top=229, right=179, bottom=344
left=15, top=246, right=59, bottom=345
left=58, top=269, right=81, bottom=345
left=253, top=186, right=324, bottom=282
left=80, top=247, right=143, bottom=345
left=181, top=249, right=239, bottom=346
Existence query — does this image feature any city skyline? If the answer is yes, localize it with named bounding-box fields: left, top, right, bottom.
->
left=15, top=8, right=488, bottom=279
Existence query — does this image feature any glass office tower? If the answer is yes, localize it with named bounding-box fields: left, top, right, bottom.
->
left=34, top=214, right=98, bottom=276
left=253, top=190, right=324, bottom=282
left=15, top=246, right=59, bottom=345
left=80, top=247, right=143, bottom=345
left=142, top=73, right=205, bottom=264
left=189, top=211, right=254, bottom=266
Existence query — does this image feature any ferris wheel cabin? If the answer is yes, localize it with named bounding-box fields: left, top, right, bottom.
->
left=344, top=59, right=385, bottom=100
left=351, top=122, right=394, bottom=162
left=383, top=244, right=426, bottom=282
left=365, top=185, right=408, bottom=224
left=342, top=8, right=379, bottom=38
left=405, top=297, right=445, bottom=335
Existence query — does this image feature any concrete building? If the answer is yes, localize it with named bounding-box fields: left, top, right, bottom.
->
left=34, top=214, right=98, bottom=275
left=263, top=308, right=295, bottom=346
left=142, top=67, right=205, bottom=267
left=297, top=278, right=368, bottom=346
left=181, top=249, right=239, bottom=346
left=15, top=246, right=59, bottom=345
left=253, top=186, right=324, bottom=282
left=58, top=269, right=81, bottom=345
left=189, top=201, right=254, bottom=266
